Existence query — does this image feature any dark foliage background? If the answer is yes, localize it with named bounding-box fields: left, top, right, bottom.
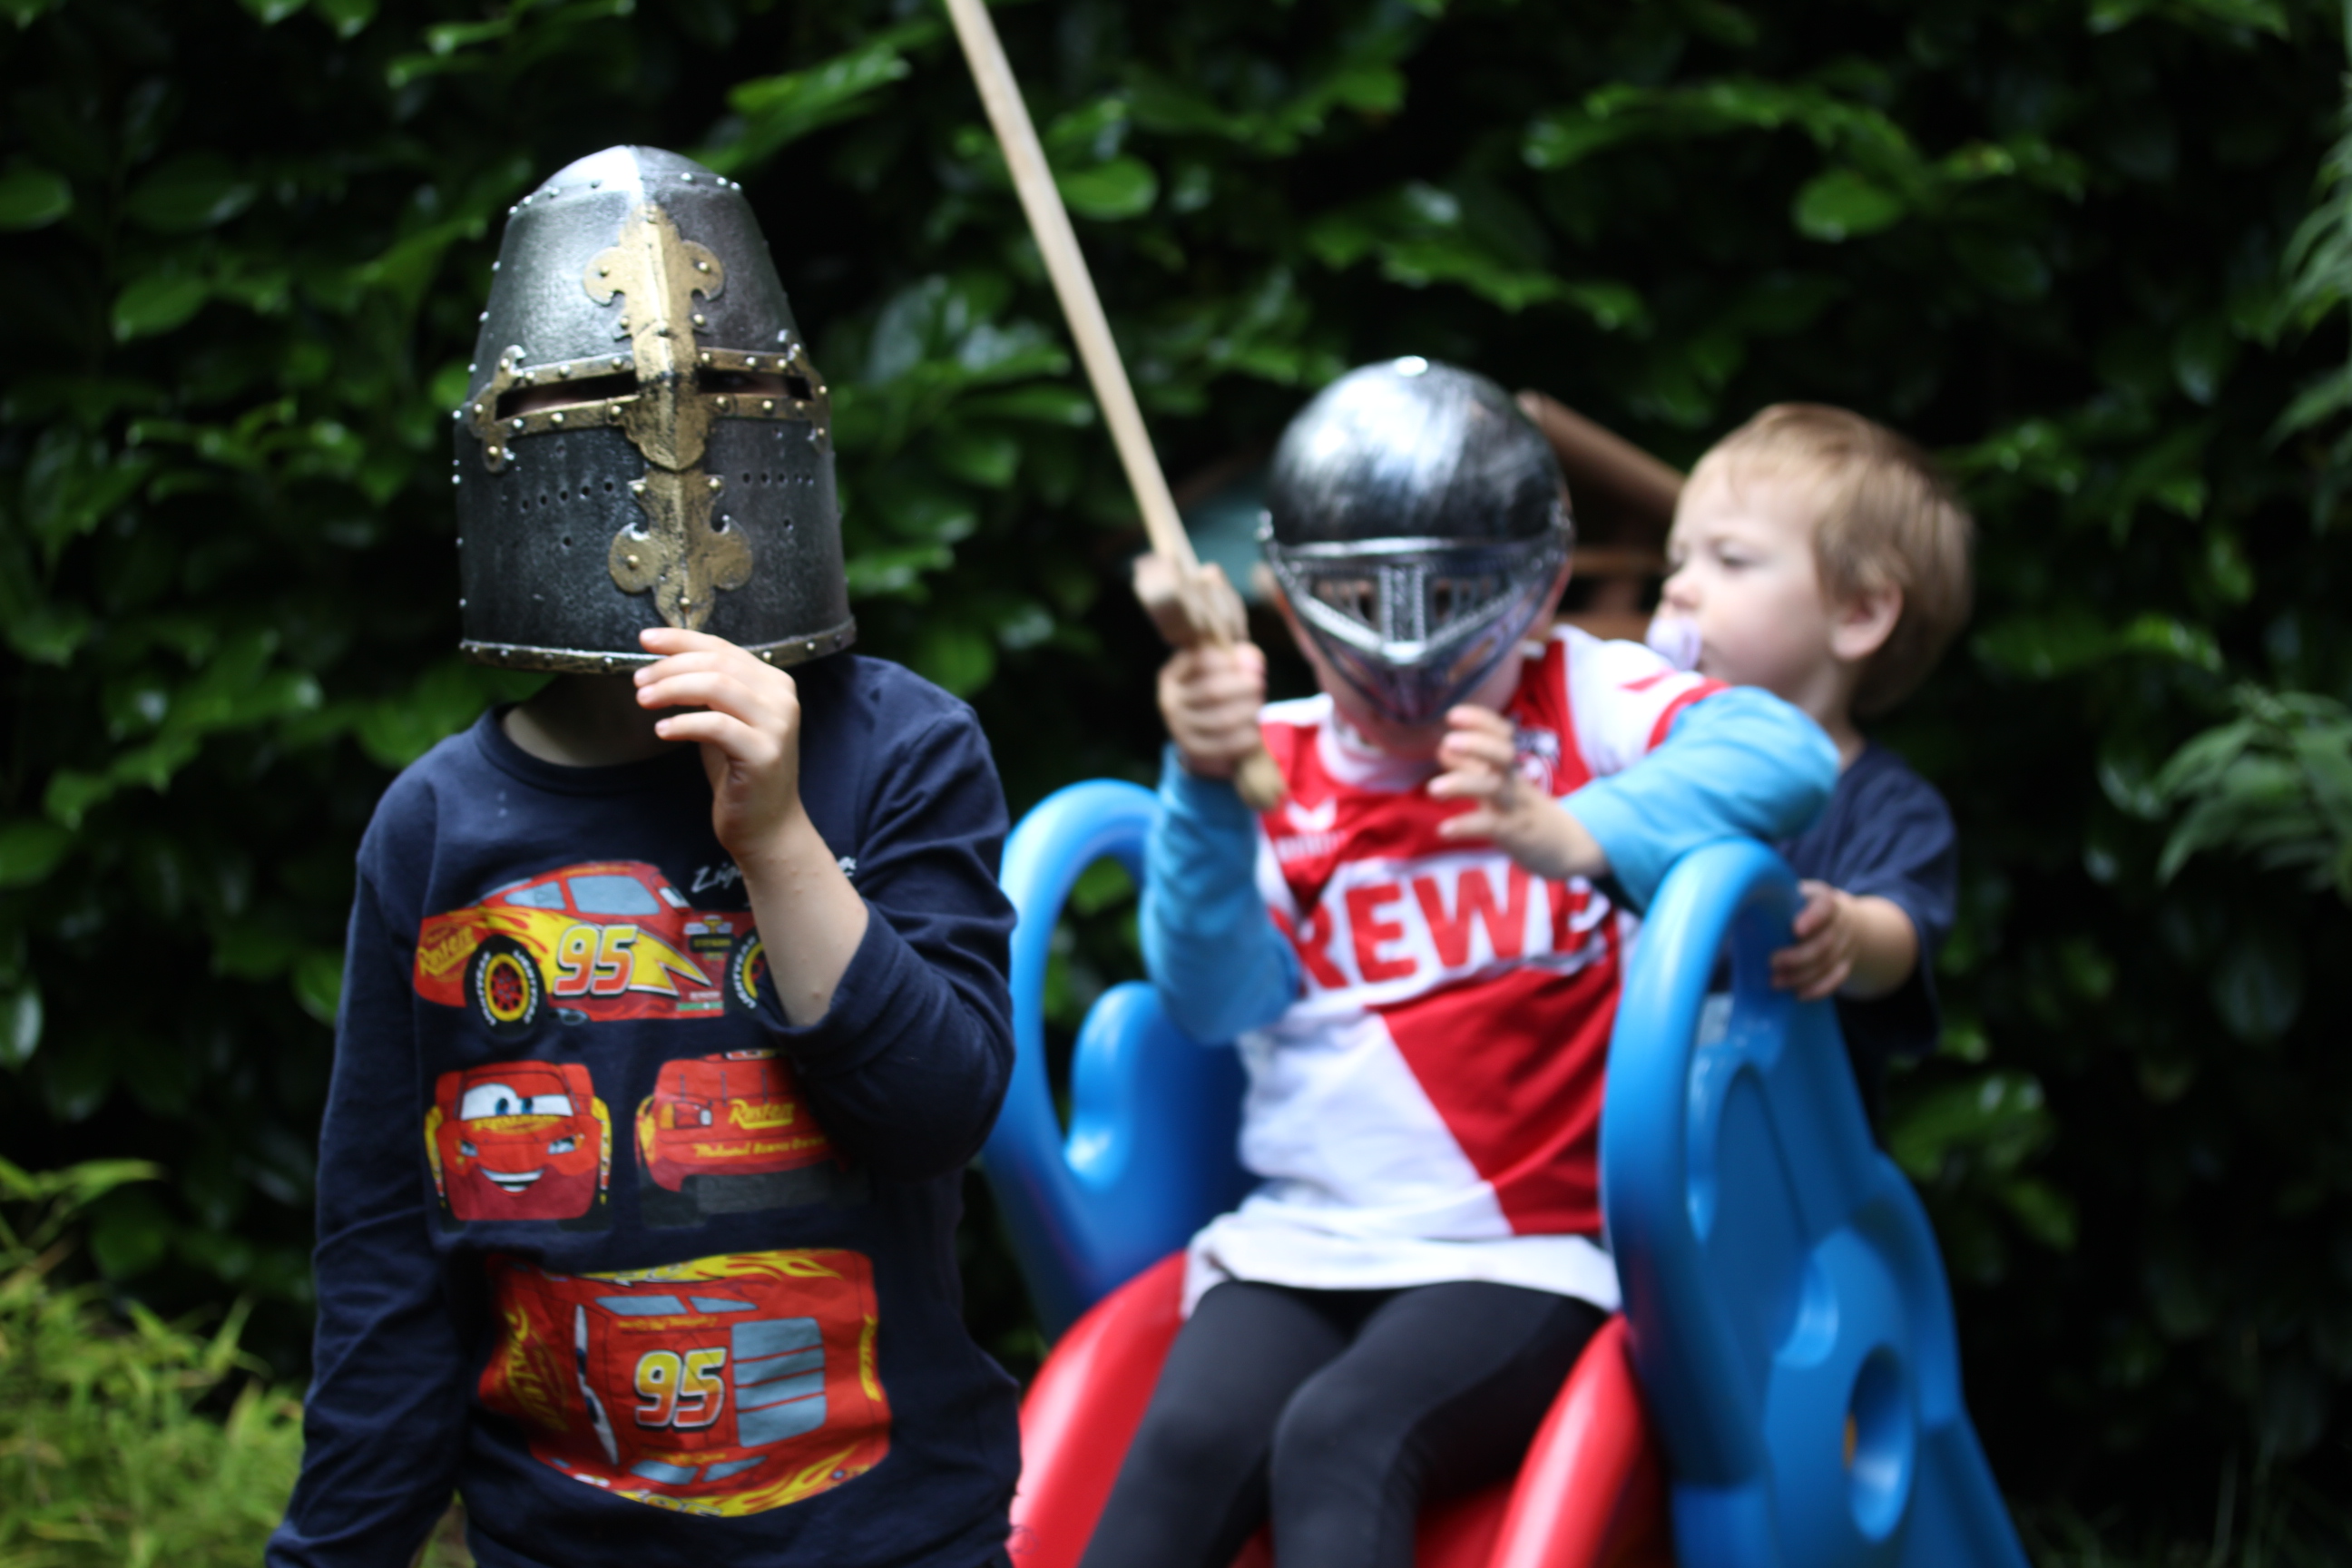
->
left=4, top=0, right=2349, bottom=1553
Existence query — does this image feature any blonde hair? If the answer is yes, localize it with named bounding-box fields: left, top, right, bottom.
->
left=1689, top=404, right=1975, bottom=716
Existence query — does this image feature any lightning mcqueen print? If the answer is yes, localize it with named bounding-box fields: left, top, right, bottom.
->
left=426, top=1060, right=613, bottom=1222
left=478, top=1249, right=890, bottom=1517
left=413, top=860, right=766, bottom=1035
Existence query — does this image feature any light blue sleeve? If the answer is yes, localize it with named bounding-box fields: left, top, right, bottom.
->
left=1564, top=687, right=1838, bottom=911
left=1140, top=745, right=1300, bottom=1044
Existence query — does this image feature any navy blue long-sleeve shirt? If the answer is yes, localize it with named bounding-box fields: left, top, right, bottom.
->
left=270, top=653, right=1020, bottom=1568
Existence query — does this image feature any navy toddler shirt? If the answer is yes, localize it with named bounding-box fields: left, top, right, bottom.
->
left=1779, top=741, right=1957, bottom=1125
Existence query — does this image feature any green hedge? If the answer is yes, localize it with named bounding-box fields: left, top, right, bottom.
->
left=2, top=0, right=2348, bottom=1549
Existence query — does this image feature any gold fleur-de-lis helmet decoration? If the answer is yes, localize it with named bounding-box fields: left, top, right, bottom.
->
left=451, top=146, right=855, bottom=674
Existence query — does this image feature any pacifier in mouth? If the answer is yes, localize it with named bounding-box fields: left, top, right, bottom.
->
left=1644, top=614, right=1702, bottom=672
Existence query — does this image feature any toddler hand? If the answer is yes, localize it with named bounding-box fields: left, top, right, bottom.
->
left=1771, top=880, right=1858, bottom=1000
left=1430, top=706, right=1602, bottom=881
left=1159, top=642, right=1268, bottom=780
left=633, top=628, right=808, bottom=864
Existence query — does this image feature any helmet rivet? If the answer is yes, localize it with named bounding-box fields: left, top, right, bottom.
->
left=466, top=362, right=476, bottom=374
left=699, top=351, right=712, bottom=365
left=707, top=475, right=723, bottom=491
left=511, top=418, right=526, bottom=432
left=490, top=260, right=500, bottom=272
left=451, top=474, right=462, bottom=486
left=611, top=357, right=627, bottom=370
left=550, top=412, right=564, bottom=426
left=691, top=312, right=706, bottom=327
left=625, top=554, right=639, bottom=567
left=631, top=480, right=646, bottom=495
left=477, top=310, right=488, bottom=322
left=680, top=595, right=691, bottom=607
left=760, top=399, right=775, bottom=414
left=682, top=173, right=695, bottom=183
left=716, top=397, right=732, bottom=411
left=695, top=260, right=710, bottom=272
left=598, top=265, right=610, bottom=277
left=458, top=598, right=467, bottom=608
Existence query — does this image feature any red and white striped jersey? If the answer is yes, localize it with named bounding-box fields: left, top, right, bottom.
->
left=1187, top=626, right=1724, bottom=1308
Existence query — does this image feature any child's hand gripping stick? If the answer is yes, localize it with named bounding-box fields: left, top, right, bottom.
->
left=1131, top=554, right=1284, bottom=808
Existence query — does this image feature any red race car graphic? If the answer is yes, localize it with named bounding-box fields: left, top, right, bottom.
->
left=479, top=1249, right=890, bottom=1516
left=635, top=1049, right=838, bottom=1193
left=413, top=861, right=766, bottom=1035
left=426, top=1061, right=612, bottom=1222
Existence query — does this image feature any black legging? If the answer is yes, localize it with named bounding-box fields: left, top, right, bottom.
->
left=1075, top=1278, right=1606, bottom=1568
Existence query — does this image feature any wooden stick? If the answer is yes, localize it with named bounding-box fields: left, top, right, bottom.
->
left=940, top=0, right=1191, bottom=568
left=942, top=0, right=1285, bottom=809
left=1515, top=390, right=1686, bottom=534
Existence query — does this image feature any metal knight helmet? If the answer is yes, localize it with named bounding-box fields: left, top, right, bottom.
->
left=451, top=145, right=853, bottom=671
left=1260, top=358, right=1573, bottom=726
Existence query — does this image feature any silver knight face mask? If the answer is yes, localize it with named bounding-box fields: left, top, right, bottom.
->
left=1260, top=358, right=1573, bottom=727
left=452, top=145, right=854, bottom=672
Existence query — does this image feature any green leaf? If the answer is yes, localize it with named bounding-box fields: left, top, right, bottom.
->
left=1791, top=168, right=1906, bottom=241
left=702, top=26, right=930, bottom=177
left=312, top=0, right=374, bottom=34
left=1887, top=1070, right=2053, bottom=1183
left=43, top=769, right=113, bottom=831
left=932, top=426, right=1021, bottom=488
left=844, top=543, right=951, bottom=600
left=88, top=1187, right=173, bottom=1279
left=291, top=950, right=344, bottom=1025
left=122, top=152, right=256, bottom=232
left=911, top=621, right=996, bottom=697
left=0, top=987, right=41, bottom=1070
left=7, top=599, right=93, bottom=664
left=2209, top=930, right=2302, bottom=1043
left=111, top=273, right=211, bottom=342
left=1995, top=1176, right=2079, bottom=1252
left=1069, top=858, right=1136, bottom=916
left=0, top=818, right=73, bottom=888
left=0, top=164, right=71, bottom=230
left=2171, top=315, right=2237, bottom=407
left=1057, top=157, right=1159, bottom=220
left=960, top=386, right=1096, bottom=426
left=353, top=659, right=531, bottom=770
left=1972, top=610, right=2219, bottom=680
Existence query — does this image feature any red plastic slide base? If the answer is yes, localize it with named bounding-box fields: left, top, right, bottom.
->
left=1007, top=1255, right=1671, bottom=1568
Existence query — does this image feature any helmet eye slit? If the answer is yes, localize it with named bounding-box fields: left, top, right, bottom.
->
left=1430, top=574, right=1501, bottom=627
left=496, top=372, right=636, bottom=420
left=698, top=368, right=794, bottom=398
left=1310, top=576, right=1382, bottom=632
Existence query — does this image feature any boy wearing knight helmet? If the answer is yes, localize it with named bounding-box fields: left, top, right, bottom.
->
left=270, top=147, right=1020, bottom=1568
left=1082, top=358, right=1836, bottom=1568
